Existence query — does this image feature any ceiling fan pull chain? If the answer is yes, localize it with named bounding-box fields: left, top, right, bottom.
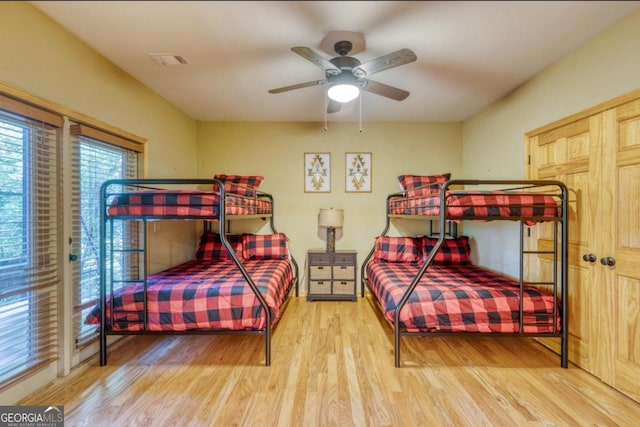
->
left=324, top=91, right=328, bottom=131
left=358, top=93, right=362, bottom=133
left=359, top=93, right=363, bottom=133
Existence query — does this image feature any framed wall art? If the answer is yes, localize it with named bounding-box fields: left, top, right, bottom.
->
left=345, top=152, right=372, bottom=193
left=304, top=152, right=331, bottom=192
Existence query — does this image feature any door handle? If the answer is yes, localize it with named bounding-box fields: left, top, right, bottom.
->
left=600, top=257, right=616, bottom=266
left=582, top=253, right=596, bottom=263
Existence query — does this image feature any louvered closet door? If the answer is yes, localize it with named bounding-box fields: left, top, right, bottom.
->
left=599, top=99, right=640, bottom=402
left=526, top=115, right=603, bottom=374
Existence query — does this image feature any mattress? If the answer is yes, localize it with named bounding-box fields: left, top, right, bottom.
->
left=367, top=261, right=560, bottom=333
left=86, top=258, right=294, bottom=331
left=388, top=190, right=560, bottom=219
left=106, top=189, right=272, bottom=218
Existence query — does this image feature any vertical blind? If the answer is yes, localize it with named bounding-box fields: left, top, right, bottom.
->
left=0, top=96, right=63, bottom=389
left=70, top=125, right=140, bottom=348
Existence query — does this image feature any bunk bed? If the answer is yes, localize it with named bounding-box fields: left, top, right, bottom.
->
left=361, top=178, right=568, bottom=368
left=87, top=178, right=299, bottom=367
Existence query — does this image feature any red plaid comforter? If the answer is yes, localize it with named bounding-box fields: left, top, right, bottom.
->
left=107, top=190, right=272, bottom=217
left=388, top=190, right=559, bottom=219
left=367, top=261, right=560, bottom=333
left=86, top=259, right=294, bottom=331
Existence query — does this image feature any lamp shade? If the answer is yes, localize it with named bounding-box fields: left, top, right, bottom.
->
left=327, top=84, right=360, bottom=103
left=318, top=208, right=344, bottom=228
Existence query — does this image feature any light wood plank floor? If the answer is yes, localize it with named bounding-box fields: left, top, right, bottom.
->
left=20, top=295, right=640, bottom=426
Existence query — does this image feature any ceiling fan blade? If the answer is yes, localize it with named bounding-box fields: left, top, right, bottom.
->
left=291, top=47, right=341, bottom=74
left=327, top=99, right=342, bottom=114
left=352, top=48, right=417, bottom=77
left=268, top=79, right=329, bottom=94
left=362, top=79, right=410, bottom=101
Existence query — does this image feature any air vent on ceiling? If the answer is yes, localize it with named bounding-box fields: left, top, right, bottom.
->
left=147, top=53, right=190, bottom=66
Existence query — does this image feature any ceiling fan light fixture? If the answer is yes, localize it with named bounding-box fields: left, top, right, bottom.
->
left=327, top=84, right=360, bottom=103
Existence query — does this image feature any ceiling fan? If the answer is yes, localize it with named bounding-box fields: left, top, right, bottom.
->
left=268, top=40, right=417, bottom=113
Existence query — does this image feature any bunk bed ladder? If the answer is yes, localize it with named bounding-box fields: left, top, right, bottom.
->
left=107, top=218, right=148, bottom=326
left=519, top=220, right=559, bottom=328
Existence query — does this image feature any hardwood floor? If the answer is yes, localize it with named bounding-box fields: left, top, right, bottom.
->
left=20, top=295, right=640, bottom=426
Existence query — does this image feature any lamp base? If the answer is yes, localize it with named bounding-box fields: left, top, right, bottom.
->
left=326, top=227, right=336, bottom=253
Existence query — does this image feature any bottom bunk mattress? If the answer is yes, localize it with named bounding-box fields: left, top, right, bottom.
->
left=86, top=258, right=294, bottom=332
left=366, top=261, right=560, bottom=333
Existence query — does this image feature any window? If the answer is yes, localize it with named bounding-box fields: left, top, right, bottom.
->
left=0, top=120, right=27, bottom=269
left=0, top=97, right=62, bottom=387
left=70, top=125, right=140, bottom=349
left=0, top=88, right=146, bottom=395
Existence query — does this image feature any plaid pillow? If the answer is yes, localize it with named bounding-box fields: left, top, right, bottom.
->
left=242, top=233, right=289, bottom=260
left=213, top=174, right=264, bottom=197
left=373, top=236, right=421, bottom=263
left=195, top=232, right=244, bottom=261
left=398, top=173, right=451, bottom=197
left=419, top=235, right=471, bottom=264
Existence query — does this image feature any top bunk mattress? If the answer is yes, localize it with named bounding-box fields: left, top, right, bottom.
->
left=106, top=189, right=272, bottom=218
left=388, top=190, right=560, bottom=220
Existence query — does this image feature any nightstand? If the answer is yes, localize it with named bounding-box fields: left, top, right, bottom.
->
left=307, top=249, right=357, bottom=301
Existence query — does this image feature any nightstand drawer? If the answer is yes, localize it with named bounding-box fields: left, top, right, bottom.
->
left=333, top=281, right=355, bottom=295
left=310, top=265, right=332, bottom=279
left=309, top=280, right=331, bottom=294
left=332, top=265, right=355, bottom=280
left=309, top=253, right=332, bottom=265
left=333, top=253, right=356, bottom=265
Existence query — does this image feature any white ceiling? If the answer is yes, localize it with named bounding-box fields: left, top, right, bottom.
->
left=31, top=1, right=640, bottom=122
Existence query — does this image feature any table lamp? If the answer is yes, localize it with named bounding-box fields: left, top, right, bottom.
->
left=318, top=208, right=344, bottom=253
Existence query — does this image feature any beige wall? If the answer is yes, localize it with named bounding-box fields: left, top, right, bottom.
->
left=461, top=9, right=640, bottom=276
left=197, top=121, right=462, bottom=277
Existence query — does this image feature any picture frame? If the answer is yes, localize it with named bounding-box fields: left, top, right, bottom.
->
left=345, top=152, right=372, bottom=192
left=304, top=153, right=331, bottom=193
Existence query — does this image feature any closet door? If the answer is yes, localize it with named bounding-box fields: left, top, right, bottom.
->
left=526, top=115, right=603, bottom=374
left=599, top=100, right=640, bottom=402
left=527, top=92, right=640, bottom=403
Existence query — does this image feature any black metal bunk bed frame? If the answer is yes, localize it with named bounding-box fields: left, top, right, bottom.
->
left=360, top=179, right=569, bottom=368
left=99, top=178, right=299, bottom=366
